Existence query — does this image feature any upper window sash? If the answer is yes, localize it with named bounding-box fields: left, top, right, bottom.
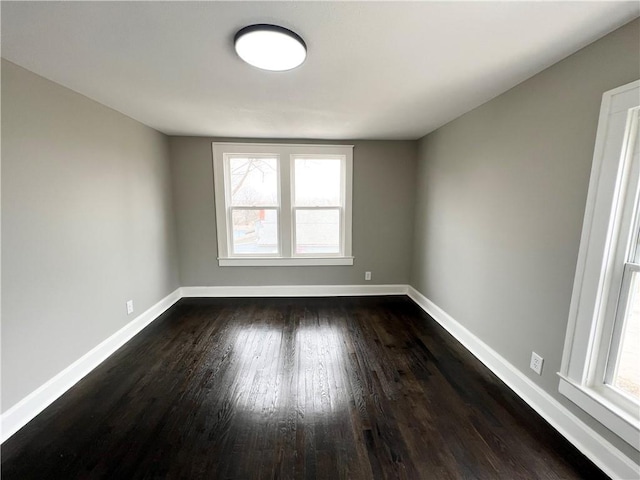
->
left=224, top=154, right=280, bottom=207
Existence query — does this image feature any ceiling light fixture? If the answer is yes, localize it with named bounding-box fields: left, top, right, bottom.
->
left=234, top=24, right=307, bottom=72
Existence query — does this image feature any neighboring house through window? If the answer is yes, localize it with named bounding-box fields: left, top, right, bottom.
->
left=212, top=143, right=354, bottom=266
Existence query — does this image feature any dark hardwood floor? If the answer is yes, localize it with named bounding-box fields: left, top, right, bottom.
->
left=2, top=296, right=607, bottom=479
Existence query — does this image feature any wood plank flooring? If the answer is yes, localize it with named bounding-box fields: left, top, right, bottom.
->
left=2, top=296, right=607, bottom=479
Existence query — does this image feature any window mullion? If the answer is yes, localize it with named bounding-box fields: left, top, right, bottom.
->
left=223, top=154, right=233, bottom=258
left=280, top=153, right=293, bottom=257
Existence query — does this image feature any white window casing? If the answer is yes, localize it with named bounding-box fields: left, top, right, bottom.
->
left=559, top=80, right=640, bottom=450
left=212, top=143, right=354, bottom=267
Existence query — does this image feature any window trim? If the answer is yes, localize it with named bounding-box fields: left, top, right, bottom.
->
left=212, top=143, right=354, bottom=267
left=559, top=80, right=640, bottom=450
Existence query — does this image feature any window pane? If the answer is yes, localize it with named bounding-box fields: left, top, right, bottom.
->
left=231, top=209, right=278, bottom=255
left=229, top=157, right=278, bottom=206
left=295, top=209, right=340, bottom=254
left=294, top=158, right=341, bottom=206
left=613, top=271, right=640, bottom=400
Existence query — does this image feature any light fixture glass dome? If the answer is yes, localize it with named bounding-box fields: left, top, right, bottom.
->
left=234, top=24, right=307, bottom=71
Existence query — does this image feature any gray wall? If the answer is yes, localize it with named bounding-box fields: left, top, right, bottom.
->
left=1, top=60, right=180, bottom=411
left=170, top=137, right=416, bottom=286
left=411, top=19, right=640, bottom=459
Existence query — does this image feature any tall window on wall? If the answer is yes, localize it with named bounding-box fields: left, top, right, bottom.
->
left=212, top=143, right=354, bottom=266
left=560, top=80, right=640, bottom=450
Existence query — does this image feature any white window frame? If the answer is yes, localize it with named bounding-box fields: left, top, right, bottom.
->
left=559, top=80, right=640, bottom=450
left=212, top=143, right=354, bottom=267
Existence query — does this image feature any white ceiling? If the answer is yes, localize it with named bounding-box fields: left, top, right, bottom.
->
left=2, top=1, right=638, bottom=140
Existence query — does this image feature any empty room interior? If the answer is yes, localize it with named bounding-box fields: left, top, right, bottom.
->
left=2, top=2, right=640, bottom=479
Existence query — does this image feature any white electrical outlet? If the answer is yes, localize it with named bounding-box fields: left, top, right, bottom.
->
left=530, top=352, right=543, bottom=375
left=365, top=271, right=372, bottom=281
left=126, top=300, right=134, bottom=315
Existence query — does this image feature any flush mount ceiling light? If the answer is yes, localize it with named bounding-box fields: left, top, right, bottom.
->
left=234, top=24, right=307, bottom=71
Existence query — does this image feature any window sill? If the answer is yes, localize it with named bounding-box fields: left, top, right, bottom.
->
left=218, top=256, right=354, bottom=267
left=558, top=375, right=639, bottom=450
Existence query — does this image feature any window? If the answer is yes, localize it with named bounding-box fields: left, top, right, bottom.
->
left=212, top=143, right=354, bottom=266
left=560, top=80, right=640, bottom=450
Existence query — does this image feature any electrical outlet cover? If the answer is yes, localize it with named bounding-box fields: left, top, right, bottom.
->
left=530, top=352, right=543, bottom=375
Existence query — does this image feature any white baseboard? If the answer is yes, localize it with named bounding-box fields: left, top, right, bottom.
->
left=407, top=286, right=639, bottom=480
left=0, top=288, right=182, bottom=443
left=4, top=283, right=637, bottom=479
left=180, top=284, right=409, bottom=297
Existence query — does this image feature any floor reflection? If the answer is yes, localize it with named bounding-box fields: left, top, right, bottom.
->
left=229, top=321, right=349, bottom=419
